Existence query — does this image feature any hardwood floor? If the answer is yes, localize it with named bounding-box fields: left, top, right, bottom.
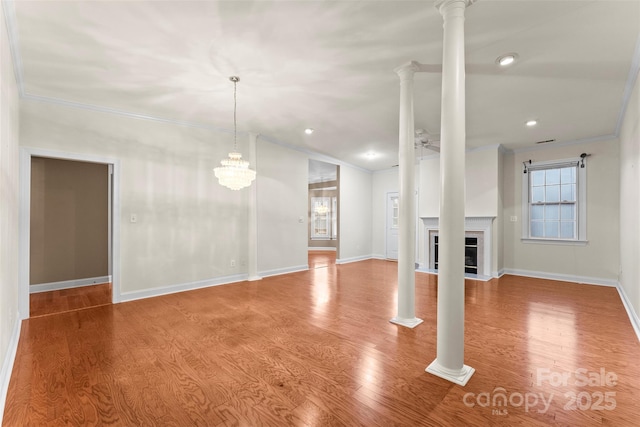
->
left=29, top=283, right=112, bottom=317
left=4, top=254, right=640, bottom=426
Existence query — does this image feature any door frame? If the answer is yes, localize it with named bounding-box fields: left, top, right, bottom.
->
left=18, top=147, right=121, bottom=319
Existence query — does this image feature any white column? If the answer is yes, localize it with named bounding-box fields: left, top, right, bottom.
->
left=248, top=132, right=261, bottom=281
left=390, top=61, right=423, bottom=329
left=426, top=0, right=475, bottom=386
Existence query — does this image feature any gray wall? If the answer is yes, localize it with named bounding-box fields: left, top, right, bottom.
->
left=30, top=157, right=108, bottom=285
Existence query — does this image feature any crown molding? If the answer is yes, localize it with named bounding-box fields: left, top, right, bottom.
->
left=511, top=134, right=617, bottom=154
left=2, top=0, right=24, bottom=96
left=256, top=133, right=371, bottom=174
left=23, top=93, right=233, bottom=133
left=616, top=33, right=640, bottom=136
left=21, top=94, right=370, bottom=173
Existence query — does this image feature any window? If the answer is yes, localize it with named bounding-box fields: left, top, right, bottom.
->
left=331, top=196, right=337, bottom=239
left=522, top=158, right=587, bottom=244
left=311, top=196, right=337, bottom=240
left=392, top=197, right=399, bottom=228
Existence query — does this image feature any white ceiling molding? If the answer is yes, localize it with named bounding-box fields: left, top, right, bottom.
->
left=257, top=133, right=370, bottom=174
left=22, top=93, right=234, bottom=133
left=616, top=34, right=640, bottom=136
left=2, top=0, right=24, bottom=96
left=511, top=134, right=617, bottom=154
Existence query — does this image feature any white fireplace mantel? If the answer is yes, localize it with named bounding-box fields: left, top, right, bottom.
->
left=421, top=216, right=495, bottom=279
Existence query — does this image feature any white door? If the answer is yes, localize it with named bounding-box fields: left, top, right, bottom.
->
left=386, top=192, right=399, bottom=260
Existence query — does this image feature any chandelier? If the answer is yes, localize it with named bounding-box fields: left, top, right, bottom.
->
left=315, top=203, right=329, bottom=215
left=214, top=76, right=256, bottom=190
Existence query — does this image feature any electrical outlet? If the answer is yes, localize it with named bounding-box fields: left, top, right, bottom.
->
left=510, top=216, right=517, bottom=222
left=230, top=259, right=236, bottom=267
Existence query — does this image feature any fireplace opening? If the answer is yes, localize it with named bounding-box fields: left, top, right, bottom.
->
left=433, top=235, right=479, bottom=274
left=423, top=217, right=493, bottom=278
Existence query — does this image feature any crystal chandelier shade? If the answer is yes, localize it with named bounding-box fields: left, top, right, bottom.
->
left=214, top=76, right=256, bottom=190
left=315, top=204, right=329, bottom=215
left=214, top=152, right=256, bottom=191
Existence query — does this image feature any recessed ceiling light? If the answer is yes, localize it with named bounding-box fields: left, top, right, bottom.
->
left=496, top=53, right=518, bottom=67
left=304, top=128, right=314, bottom=135
left=365, top=152, right=377, bottom=160
left=526, top=119, right=538, bottom=127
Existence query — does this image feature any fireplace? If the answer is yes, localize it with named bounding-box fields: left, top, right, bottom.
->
left=431, top=232, right=484, bottom=274
left=422, top=217, right=495, bottom=278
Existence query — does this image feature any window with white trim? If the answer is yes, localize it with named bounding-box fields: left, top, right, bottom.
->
left=522, top=157, right=587, bottom=243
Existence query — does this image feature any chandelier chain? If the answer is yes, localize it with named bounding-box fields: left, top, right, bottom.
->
left=214, top=75, right=255, bottom=190
left=233, top=79, right=237, bottom=151
left=232, top=76, right=238, bottom=152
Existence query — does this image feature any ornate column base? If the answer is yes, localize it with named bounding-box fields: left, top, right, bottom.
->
left=426, top=359, right=475, bottom=386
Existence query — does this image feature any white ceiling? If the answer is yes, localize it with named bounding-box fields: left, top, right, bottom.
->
left=8, top=0, right=640, bottom=171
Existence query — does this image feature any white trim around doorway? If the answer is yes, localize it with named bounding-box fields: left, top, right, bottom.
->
left=18, top=147, right=122, bottom=319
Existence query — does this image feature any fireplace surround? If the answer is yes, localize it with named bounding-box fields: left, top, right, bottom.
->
left=421, top=216, right=495, bottom=279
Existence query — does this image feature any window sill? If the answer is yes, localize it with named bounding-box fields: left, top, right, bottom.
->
left=521, top=238, right=588, bottom=246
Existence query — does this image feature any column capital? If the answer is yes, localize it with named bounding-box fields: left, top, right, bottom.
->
left=435, top=0, right=475, bottom=14
left=394, top=61, right=421, bottom=80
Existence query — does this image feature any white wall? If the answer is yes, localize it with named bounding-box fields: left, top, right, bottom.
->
left=1, top=4, right=21, bottom=419
left=19, top=100, right=308, bottom=296
left=418, top=147, right=501, bottom=273
left=419, top=147, right=500, bottom=217
left=256, top=139, right=308, bottom=275
left=619, top=70, right=640, bottom=324
left=503, top=138, right=620, bottom=283
left=371, top=168, right=398, bottom=259
left=338, top=165, right=372, bottom=262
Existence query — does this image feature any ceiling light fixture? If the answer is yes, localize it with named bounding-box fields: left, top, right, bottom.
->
left=315, top=203, right=329, bottom=215
left=305, top=128, right=314, bottom=135
left=526, top=119, right=538, bottom=127
left=214, top=76, right=256, bottom=190
left=365, top=152, right=377, bottom=160
left=496, top=53, right=518, bottom=67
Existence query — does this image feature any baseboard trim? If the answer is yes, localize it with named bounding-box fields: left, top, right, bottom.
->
left=30, top=276, right=112, bottom=294
left=616, top=283, right=640, bottom=342
left=415, top=268, right=493, bottom=282
left=336, top=255, right=372, bottom=265
left=0, top=314, right=22, bottom=425
left=259, top=265, right=309, bottom=278
left=308, top=247, right=337, bottom=251
left=501, top=269, right=618, bottom=287
left=120, top=274, right=248, bottom=303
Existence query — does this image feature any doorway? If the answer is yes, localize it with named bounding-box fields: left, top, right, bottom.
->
left=19, top=148, right=121, bottom=319
left=386, top=192, right=399, bottom=260
left=308, top=159, right=339, bottom=256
